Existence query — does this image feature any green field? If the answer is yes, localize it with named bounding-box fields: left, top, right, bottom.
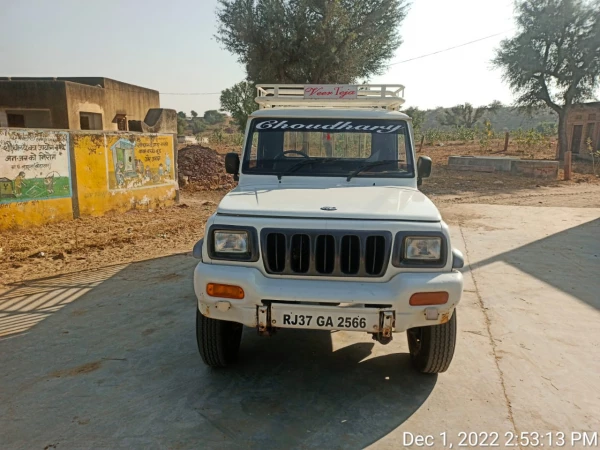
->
left=0, top=176, right=71, bottom=203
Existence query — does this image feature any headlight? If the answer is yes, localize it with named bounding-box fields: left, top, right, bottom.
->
left=214, top=230, right=248, bottom=253
left=405, top=237, right=442, bottom=261
left=207, top=226, right=258, bottom=262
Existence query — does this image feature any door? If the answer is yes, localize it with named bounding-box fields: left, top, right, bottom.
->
left=571, top=125, right=583, bottom=154
left=584, top=123, right=596, bottom=152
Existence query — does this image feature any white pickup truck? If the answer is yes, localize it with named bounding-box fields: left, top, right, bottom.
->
left=192, top=84, right=464, bottom=374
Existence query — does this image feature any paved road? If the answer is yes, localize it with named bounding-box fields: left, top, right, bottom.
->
left=1, top=205, right=598, bottom=449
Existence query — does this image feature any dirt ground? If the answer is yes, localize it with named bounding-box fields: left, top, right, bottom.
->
left=2, top=139, right=599, bottom=287
left=0, top=191, right=223, bottom=287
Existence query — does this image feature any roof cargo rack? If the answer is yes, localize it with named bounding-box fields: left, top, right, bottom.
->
left=256, top=84, right=405, bottom=111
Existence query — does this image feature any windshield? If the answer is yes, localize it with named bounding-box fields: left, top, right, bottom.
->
left=242, top=118, right=414, bottom=179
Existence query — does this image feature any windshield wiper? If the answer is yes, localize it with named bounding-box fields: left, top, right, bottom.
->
left=277, top=158, right=342, bottom=180
left=346, top=159, right=403, bottom=182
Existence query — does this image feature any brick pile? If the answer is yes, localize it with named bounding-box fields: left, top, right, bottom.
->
left=177, top=145, right=238, bottom=190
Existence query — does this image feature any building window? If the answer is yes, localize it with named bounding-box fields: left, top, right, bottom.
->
left=80, top=112, right=102, bottom=130
left=6, top=109, right=52, bottom=128
left=7, top=113, right=25, bottom=127
left=589, top=114, right=597, bottom=121
left=115, top=114, right=128, bottom=131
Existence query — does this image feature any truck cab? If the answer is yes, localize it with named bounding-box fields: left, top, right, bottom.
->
left=193, top=84, right=464, bottom=373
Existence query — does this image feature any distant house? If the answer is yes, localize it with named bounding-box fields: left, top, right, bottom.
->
left=177, top=136, right=209, bottom=145
left=178, top=135, right=198, bottom=145
left=566, top=102, right=600, bottom=159
left=0, top=77, right=160, bottom=131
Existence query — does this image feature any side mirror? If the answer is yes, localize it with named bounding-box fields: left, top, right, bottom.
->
left=417, top=156, right=432, bottom=186
left=225, top=153, right=240, bottom=179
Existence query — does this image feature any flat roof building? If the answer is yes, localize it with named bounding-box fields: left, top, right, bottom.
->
left=0, top=77, right=160, bottom=132
left=566, top=102, right=600, bottom=159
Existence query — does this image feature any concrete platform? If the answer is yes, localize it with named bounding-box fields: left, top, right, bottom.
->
left=1, top=205, right=599, bottom=449
left=448, top=156, right=559, bottom=179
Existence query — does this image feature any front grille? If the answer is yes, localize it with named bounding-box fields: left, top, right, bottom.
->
left=261, top=229, right=392, bottom=278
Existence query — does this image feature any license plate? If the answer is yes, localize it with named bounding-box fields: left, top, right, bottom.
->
left=270, top=304, right=380, bottom=332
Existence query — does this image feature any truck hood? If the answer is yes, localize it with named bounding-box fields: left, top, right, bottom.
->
left=217, top=185, right=441, bottom=222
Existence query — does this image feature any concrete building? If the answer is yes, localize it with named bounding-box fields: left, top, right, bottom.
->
left=566, top=102, right=600, bottom=159
left=0, top=77, right=160, bottom=131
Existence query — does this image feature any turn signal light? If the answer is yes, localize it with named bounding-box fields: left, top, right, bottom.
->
left=410, top=292, right=449, bottom=306
left=206, top=283, right=245, bottom=300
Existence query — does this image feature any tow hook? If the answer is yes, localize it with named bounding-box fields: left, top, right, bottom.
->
left=374, top=311, right=395, bottom=345
left=257, top=306, right=273, bottom=336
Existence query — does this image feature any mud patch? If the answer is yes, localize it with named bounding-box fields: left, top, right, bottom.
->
left=142, top=328, right=156, bottom=336
left=440, top=208, right=486, bottom=226
left=72, top=416, right=90, bottom=425
left=48, top=361, right=102, bottom=378
left=156, top=273, right=184, bottom=282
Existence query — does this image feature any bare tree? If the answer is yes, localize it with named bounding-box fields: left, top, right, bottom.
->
left=493, top=0, right=600, bottom=158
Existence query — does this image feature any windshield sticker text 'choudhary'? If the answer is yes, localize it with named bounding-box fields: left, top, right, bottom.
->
left=255, top=120, right=404, bottom=134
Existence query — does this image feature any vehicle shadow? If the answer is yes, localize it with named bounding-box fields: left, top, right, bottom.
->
left=198, top=330, right=435, bottom=449
left=0, top=254, right=435, bottom=450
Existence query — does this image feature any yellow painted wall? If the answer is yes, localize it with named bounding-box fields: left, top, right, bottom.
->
left=0, top=129, right=177, bottom=230
left=0, top=198, right=73, bottom=229
left=73, top=132, right=177, bottom=216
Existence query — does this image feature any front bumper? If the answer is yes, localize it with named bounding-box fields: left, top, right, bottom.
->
left=194, top=262, right=463, bottom=332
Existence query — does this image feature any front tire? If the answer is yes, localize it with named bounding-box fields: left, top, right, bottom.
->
left=196, top=309, right=243, bottom=368
left=407, top=310, right=457, bottom=374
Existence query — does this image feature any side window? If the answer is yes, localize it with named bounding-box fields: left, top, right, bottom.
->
left=248, top=133, right=258, bottom=167
left=398, top=133, right=407, bottom=161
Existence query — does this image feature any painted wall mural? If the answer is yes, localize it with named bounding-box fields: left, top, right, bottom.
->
left=0, top=129, right=71, bottom=203
left=106, top=135, right=175, bottom=190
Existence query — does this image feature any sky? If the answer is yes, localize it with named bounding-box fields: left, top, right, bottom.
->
left=2, top=0, right=522, bottom=114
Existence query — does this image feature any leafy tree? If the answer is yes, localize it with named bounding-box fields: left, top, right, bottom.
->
left=204, top=109, right=225, bottom=125
left=493, top=0, right=600, bottom=158
left=177, top=115, right=187, bottom=135
left=191, top=110, right=198, bottom=118
left=438, top=103, right=489, bottom=128
left=404, top=107, right=425, bottom=132
left=177, top=111, right=186, bottom=119
left=536, top=121, right=559, bottom=135
left=220, top=80, right=257, bottom=132
left=487, top=100, right=503, bottom=115
left=216, top=0, right=408, bottom=83
left=190, top=118, right=207, bottom=134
